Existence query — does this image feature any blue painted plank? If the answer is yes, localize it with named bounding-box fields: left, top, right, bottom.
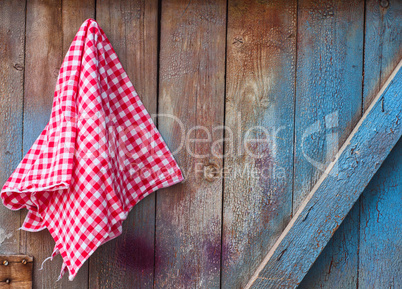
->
left=363, top=0, right=402, bottom=111
left=359, top=138, right=402, bottom=288
left=246, top=60, right=402, bottom=288
left=222, top=0, right=297, bottom=288
left=294, top=1, right=364, bottom=288
left=359, top=1, right=402, bottom=288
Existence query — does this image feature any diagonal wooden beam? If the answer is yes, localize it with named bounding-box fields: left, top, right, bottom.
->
left=246, top=59, right=402, bottom=289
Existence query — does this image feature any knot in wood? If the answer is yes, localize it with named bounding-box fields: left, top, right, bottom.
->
left=203, top=163, right=220, bottom=182
left=380, top=0, right=389, bottom=8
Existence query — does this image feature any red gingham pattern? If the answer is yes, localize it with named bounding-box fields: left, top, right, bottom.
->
left=1, top=19, right=184, bottom=281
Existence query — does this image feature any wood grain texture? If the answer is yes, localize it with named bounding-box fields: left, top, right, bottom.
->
left=247, top=60, right=402, bottom=288
left=62, top=0, right=95, bottom=55
left=0, top=255, right=33, bottom=263
left=90, top=1, right=158, bottom=288
left=0, top=0, right=25, bottom=256
left=293, top=0, right=364, bottom=212
left=0, top=283, right=32, bottom=289
left=359, top=137, right=402, bottom=288
left=295, top=1, right=364, bottom=288
left=363, top=0, right=402, bottom=111
left=155, top=0, right=226, bottom=288
left=359, top=1, right=402, bottom=288
left=22, top=1, right=94, bottom=287
left=298, top=207, right=359, bottom=289
left=222, top=0, right=297, bottom=288
left=0, top=255, right=33, bottom=285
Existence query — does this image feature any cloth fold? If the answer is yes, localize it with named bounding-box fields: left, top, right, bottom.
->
left=1, top=18, right=184, bottom=281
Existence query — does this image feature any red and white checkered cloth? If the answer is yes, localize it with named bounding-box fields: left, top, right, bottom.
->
left=1, top=18, right=184, bottom=281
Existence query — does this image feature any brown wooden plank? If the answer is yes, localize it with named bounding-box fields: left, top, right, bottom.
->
left=62, top=0, right=96, bottom=55
left=22, top=1, right=94, bottom=287
left=0, top=255, right=33, bottom=283
left=0, top=0, right=26, bottom=256
left=0, top=282, right=32, bottom=289
left=89, top=1, right=159, bottom=288
left=155, top=0, right=226, bottom=287
left=0, top=255, right=33, bottom=263
left=221, top=0, right=297, bottom=288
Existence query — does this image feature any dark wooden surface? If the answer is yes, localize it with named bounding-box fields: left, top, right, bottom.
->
left=0, top=0, right=400, bottom=288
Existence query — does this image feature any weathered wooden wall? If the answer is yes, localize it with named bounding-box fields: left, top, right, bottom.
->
left=0, top=0, right=400, bottom=288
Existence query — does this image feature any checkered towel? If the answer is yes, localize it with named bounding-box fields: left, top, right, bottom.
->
left=1, top=18, right=184, bottom=281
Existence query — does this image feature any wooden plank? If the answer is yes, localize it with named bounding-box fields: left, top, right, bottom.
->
left=359, top=138, right=402, bottom=288
left=294, top=1, right=364, bottom=288
left=0, top=255, right=33, bottom=263
left=298, top=208, right=359, bottom=288
left=22, top=1, right=93, bottom=287
left=89, top=1, right=158, bottom=288
left=292, top=0, right=364, bottom=214
left=155, top=0, right=226, bottom=287
left=222, top=0, right=297, bottom=288
left=246, top=60, right=402, bottom=288
left=0, top=255, right=33, bottom=285
left=0, top=0, right=26, bottom=255
left=0, top=282, right=32, bottom=289
left=62, top=0, right=95, bottom=54
left=362, top=0, right=402, bottom=111
left=359, top=1, right=402, bottom=287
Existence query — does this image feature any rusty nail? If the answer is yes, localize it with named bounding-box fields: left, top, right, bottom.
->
left=22, top=259, right=27, bottom=265
left=5, top=279, right=10, bottom=284
left=2, top=260, right=8, bottom=266
left=380, top=0, right=389, bottom=8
